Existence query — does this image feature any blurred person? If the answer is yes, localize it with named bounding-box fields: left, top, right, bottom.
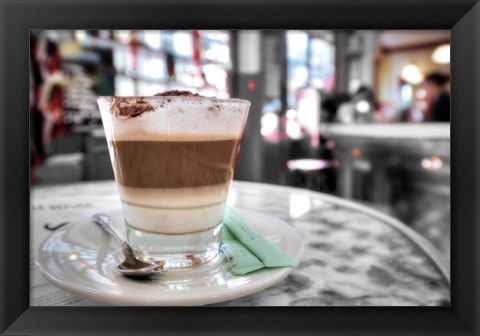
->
left=37, top=39, right=69, bottom=151
left=336, top=86, right=377, bottom=123
left=352, top=86, right=375, bottom=123
left=422, top=72, right=450, bottom=122
left=321, top=92, right=351, bottom=122
left=336, top=100, right=355, bottom=123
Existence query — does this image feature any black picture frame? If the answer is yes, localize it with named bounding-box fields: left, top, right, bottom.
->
left=1, top=0, right=479, bottom=335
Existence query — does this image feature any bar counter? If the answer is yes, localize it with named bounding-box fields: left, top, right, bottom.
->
left=321, top=123, right=450, bottom=257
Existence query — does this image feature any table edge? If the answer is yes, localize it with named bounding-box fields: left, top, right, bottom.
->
left=233, top=181, right=451, bottom=285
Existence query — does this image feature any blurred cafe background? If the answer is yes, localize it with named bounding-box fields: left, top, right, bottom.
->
left=29, top=30, right=450, bottom=259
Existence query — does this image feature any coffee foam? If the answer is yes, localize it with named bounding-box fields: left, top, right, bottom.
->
left=98, top=96, right=250, bottom=141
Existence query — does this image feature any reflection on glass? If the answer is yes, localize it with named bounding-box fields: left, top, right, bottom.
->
left=401, top=64, right=424, bottom=85
left=142, top=31, right=162, bottom=50
left=431, top=44, right=450, bottom=64
left=421, top=155, right=443, bottom=171
left=113, top=45, right=128, bottom=73
left=144, top=57, right=165, bottom=80
left=287, top=31, right=308, bottom=62
left=204, top=44, right=230, bottom=64
left=172, top=31, right=193, bottom=57
left=309, top=37, right=335, bottom=91
left=199, top=30, right=230, bottom=44
left=226, top=190, right=237, bottom=207
left=114, top=75, right=135, bottom=96
left=68, top=252, right=80, bottom=260
left=289, top=193, right=311, bottom=219
left=202, top=64, right=227, bottom=90
left=260, top=113, right=279, bottom=137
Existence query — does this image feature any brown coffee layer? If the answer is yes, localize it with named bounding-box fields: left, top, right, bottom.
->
left=111, top=139, right=241, bottom=188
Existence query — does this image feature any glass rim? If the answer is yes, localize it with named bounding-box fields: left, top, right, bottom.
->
left=97, top=95, right=251, bottom=106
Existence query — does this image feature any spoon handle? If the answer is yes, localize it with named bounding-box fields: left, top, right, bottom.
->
left=92, top=213, right=137, bottom=261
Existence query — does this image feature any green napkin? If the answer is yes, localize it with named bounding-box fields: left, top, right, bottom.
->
left=220, top=208, right=296, bottom=275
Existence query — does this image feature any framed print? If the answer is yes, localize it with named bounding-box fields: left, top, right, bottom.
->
left=1, top=0, right=479, bottom=335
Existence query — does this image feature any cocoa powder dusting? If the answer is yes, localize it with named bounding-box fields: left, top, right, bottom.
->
left=110, top=99, right=154, bottom=118
left=108, top=91, right=202, bottom=118
left=154, top=90, right=201, bottom=97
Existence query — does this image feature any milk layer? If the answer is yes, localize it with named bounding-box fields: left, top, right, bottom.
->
left=119, top=184, right=229, bottom=234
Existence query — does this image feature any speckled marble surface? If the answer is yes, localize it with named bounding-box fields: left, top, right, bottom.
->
left=31, top=181, right=450, bottom=306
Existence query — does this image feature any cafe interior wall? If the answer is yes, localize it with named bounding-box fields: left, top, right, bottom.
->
left=376, top=41, right=451, bottom=108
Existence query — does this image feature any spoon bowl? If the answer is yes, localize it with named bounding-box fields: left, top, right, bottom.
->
left=92, top=213, right=168, bottom=278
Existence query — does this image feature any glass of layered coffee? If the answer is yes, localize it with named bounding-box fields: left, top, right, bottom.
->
left=97, top=92, right=250, bottom=268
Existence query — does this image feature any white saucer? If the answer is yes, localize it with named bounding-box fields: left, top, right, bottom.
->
left=35, top=208, right=304, bottom=306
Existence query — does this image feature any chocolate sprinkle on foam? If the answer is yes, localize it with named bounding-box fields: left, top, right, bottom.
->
left=107, top=91, right=203, bottom=118
left=154, top=90, right=201, bottom=97
left=110, top=98, right=154, bottom=118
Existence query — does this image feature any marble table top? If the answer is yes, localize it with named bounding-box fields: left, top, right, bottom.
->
left=31, top=180, right=450, bottom=306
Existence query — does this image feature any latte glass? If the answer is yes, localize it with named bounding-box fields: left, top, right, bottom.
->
left=97, top=95, right=250, bottom=268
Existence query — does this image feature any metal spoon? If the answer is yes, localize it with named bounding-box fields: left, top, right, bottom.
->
left=92, top=213, right=168, bottom=278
